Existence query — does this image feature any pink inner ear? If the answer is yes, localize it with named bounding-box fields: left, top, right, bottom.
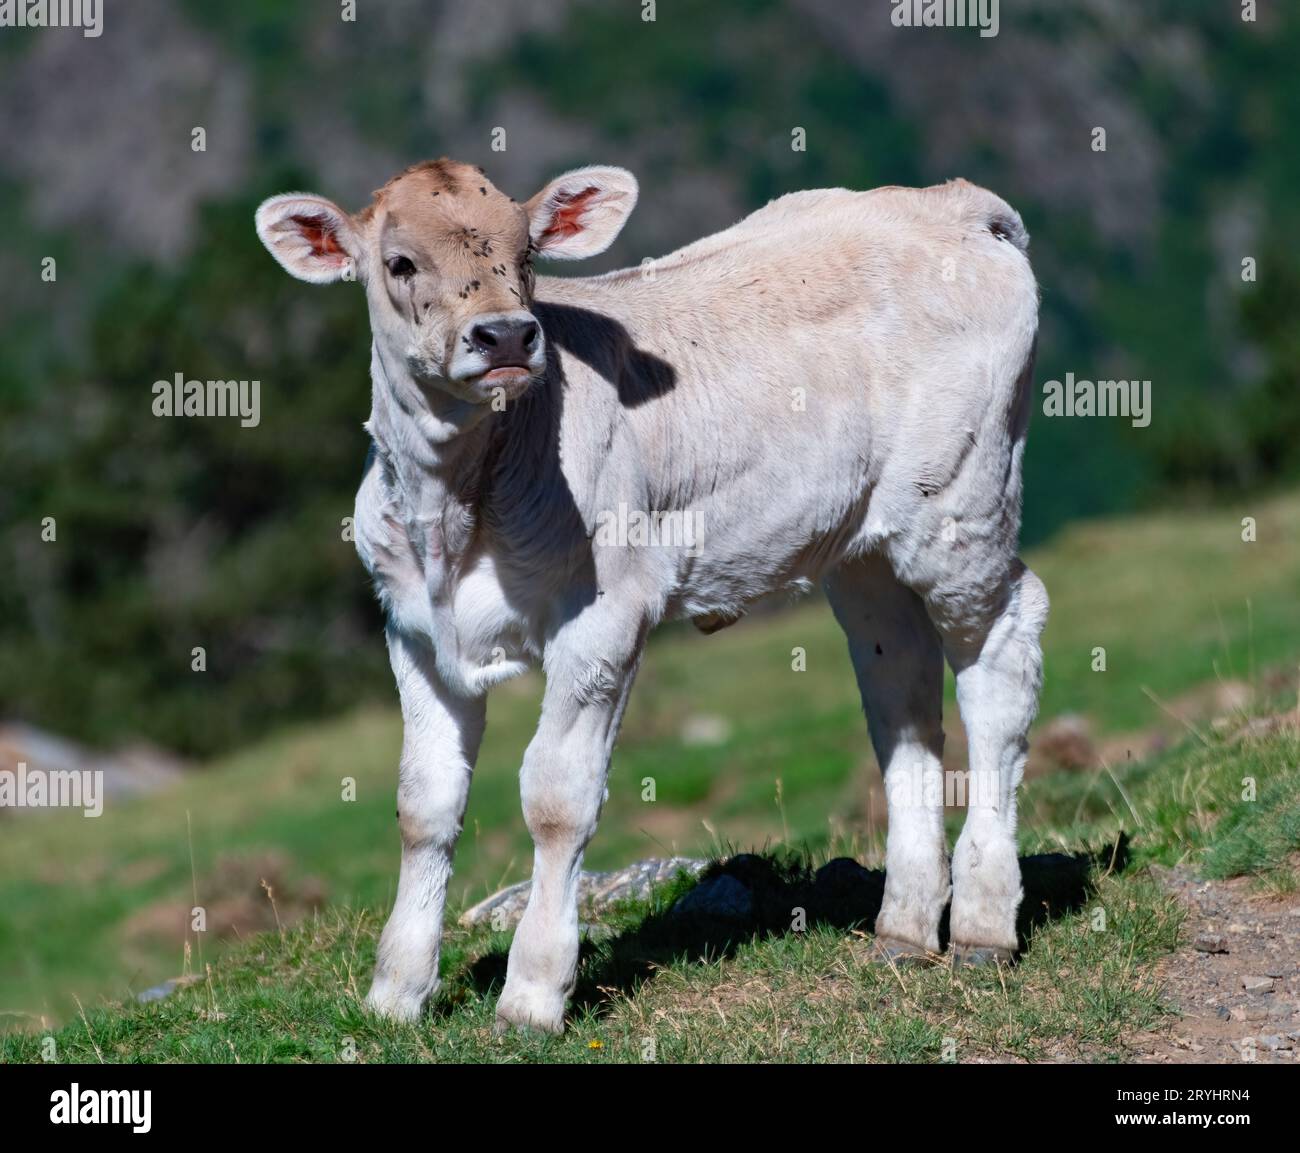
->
left=540, top=187, right=600, bottom=244
left=291, top=214, right=346, bottom=261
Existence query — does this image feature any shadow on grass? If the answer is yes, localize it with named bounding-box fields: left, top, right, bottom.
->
left=463, top=835, right=1130, bottom=1019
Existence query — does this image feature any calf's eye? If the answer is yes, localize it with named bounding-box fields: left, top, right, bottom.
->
left=386, top=255, right=416, bottom=278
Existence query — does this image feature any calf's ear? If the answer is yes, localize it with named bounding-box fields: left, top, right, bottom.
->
left=255, top=193, right=360, bottom=284
left=525, top=166, right=638, bottom=260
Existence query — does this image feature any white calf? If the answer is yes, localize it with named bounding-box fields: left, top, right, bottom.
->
left=256, top=158, right=1046, bottom=1032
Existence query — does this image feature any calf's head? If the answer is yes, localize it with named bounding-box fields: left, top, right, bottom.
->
left=255, top=158, right=637, bottom=404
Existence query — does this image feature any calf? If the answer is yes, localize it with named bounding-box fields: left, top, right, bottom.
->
left=255, top=159, right=1047, bottom=1033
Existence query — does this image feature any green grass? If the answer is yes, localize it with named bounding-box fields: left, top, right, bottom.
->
left=2, top=489, right=1299, bottom=1056
left=0, top=871, right=1182, bottom=1064
left=1019, top=718, right=1300, bottom=884
left=9, top=716, right=1297, bottom=1064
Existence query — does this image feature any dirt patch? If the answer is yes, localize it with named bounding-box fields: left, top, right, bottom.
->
left=121, top=849, right=328, bottom=947
left=1127, top=864, right=1299, bottom=1063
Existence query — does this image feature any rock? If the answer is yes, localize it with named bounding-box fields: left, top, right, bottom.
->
left=136, top=980, right=180, bottom=1004
left=1193, top=933, right=1229, bottom=954
left=1230, top=1004, right=1268, bottom=1022
left=1258, top=1034, right=1292, bottom=1052
left=1212, top=679, right=1252, bottom=714
left=135, top=976, right=197, bottom=1004
left=0, top=723, right=186, bottom=816
left=1242, top=975, right=1276, bottom=993
left=582, top=857, right=708, bottom=909
left=670, top=873, right=753, bottom=923
left=1216, top=1007, right=1231, bottom=1021
left=458, top=857, right=708, bottom=929
left=1034, top=713, right=1096, bottom=769
left=1229, top=712, right=1300, bottom=745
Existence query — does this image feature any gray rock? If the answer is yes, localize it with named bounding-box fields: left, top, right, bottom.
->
left=1193, top=933, right=1229, bottom=954
left=1258, top=1034, right=1292, bottom=1051
left=458, top=856, right=708, bottom=929
left=136, top=977, right=193, bottom=1004
left=1242, top=975, right=1276, bottom=993
left=0, top=722, right=186, bottom=813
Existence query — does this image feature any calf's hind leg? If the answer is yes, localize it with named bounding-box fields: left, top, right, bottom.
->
left=933, top=561, right=1048, bottom=963
left=825, top=553, right=949, bottom=959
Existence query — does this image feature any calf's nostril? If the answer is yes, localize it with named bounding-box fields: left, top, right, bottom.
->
left=469, top=318, right=541, bottom=366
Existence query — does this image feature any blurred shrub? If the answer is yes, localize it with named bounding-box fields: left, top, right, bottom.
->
left=0, top=195, right=388, bottom=756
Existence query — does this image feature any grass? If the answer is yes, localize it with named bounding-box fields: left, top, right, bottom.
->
left=2, top=488, right=1299, bottom=1058
left=9, top=716, right=1297, bottom=1064
left=1019, top=716, right=1300, bottom=886
left=0, top=873, right=1183, bottom=1064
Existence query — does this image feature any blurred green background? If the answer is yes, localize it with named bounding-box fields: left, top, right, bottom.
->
left=1, top=0, right=1298, bottom=756
left=2, top=1, right=1299, bottom=1029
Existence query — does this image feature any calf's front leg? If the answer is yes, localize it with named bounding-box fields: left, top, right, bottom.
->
left=367, top=627, right=486, bottom=1021
left=495, top=608, right=646, bottom=1034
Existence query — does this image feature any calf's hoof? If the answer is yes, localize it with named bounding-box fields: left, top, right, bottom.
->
left=950, top=943, right=1016, bottom=968
left=494, top=984, right=567, bottom=1036
left=364, top=981, right=428, bottom=1023
left=867, top=935, right=937, bottom=967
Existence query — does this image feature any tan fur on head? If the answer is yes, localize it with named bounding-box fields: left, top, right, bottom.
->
left=255, top=159, right=639, bottom=402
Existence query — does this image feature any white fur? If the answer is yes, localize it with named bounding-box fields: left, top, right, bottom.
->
left=258, top=167, right=1047, bottom=1032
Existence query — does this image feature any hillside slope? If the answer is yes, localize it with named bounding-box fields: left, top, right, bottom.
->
left=1, top=489, right=1299, bottom=1042
left=3, top=719, right=1296, bottom=1063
